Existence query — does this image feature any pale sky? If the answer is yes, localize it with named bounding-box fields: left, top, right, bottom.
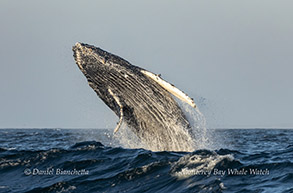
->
left=0, top=0, right=292, bottom=128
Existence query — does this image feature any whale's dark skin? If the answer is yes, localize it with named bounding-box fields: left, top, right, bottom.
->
left=72, top=43, right=194, bottom=151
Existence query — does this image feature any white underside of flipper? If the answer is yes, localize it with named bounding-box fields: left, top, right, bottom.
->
left=140, top=70, right=196, bottom=108
left=108, top=88, right=124, bottom=133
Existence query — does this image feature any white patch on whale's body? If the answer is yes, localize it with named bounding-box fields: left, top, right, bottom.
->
left=140, top=70, right=196, bottom=108
left=108, top=88, right=124, bottom=133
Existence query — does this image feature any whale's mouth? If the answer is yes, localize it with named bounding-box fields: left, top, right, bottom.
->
left=72, top=43, right=85, bottom=70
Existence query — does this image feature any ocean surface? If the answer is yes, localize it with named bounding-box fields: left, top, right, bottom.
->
left=0, top=128, right=292, bottom=193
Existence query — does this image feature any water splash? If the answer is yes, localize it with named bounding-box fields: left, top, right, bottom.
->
left=112, top=98, right=214, bottom=152
left=113, top=120, right=195, bottom=152
left=179, top=101, right=215, bottom=150
left=113, top=122, right=147, bottom=150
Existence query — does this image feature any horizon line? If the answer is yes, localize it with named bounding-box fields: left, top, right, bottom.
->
left=0, top=127, right=292, bottom=130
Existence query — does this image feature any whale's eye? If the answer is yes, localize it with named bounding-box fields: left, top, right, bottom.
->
left=104, top=56, right=109, bottom=63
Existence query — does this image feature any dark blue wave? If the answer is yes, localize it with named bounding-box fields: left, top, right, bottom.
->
left=0, top=129, right=293, bottom=193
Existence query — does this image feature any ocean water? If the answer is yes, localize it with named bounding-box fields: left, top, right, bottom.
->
left=0, top=128, right=292, bottom=193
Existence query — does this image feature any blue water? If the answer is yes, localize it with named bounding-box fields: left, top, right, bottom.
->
left=0, top=129, right=292, bottom=193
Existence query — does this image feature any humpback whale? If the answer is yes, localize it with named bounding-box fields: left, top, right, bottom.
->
left=73, top=42, right=197, bottom=151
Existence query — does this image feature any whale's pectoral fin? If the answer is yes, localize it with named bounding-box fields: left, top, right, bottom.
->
left=140, top=70, right=197, bottom=108
left=114, top=115, right=123, bottom=134
left=108, top=88, right=124, bottom=134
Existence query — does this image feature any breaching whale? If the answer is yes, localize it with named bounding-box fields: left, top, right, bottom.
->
left=73, top=42, right=197, bottom=151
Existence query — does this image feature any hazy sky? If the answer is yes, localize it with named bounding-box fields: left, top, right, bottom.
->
left=0, top=0, right=292, bottom=128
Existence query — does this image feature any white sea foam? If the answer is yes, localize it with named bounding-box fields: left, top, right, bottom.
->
left=170, top=152, right=234, bottom=179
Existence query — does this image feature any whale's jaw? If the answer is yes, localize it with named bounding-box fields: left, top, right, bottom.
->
left=73, top=42, right=195, bottom=151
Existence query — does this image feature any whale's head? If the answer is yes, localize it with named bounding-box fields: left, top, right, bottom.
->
left=72, top=42, right=132, bottom=73
left=72, top=42, right=140, bottom=119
